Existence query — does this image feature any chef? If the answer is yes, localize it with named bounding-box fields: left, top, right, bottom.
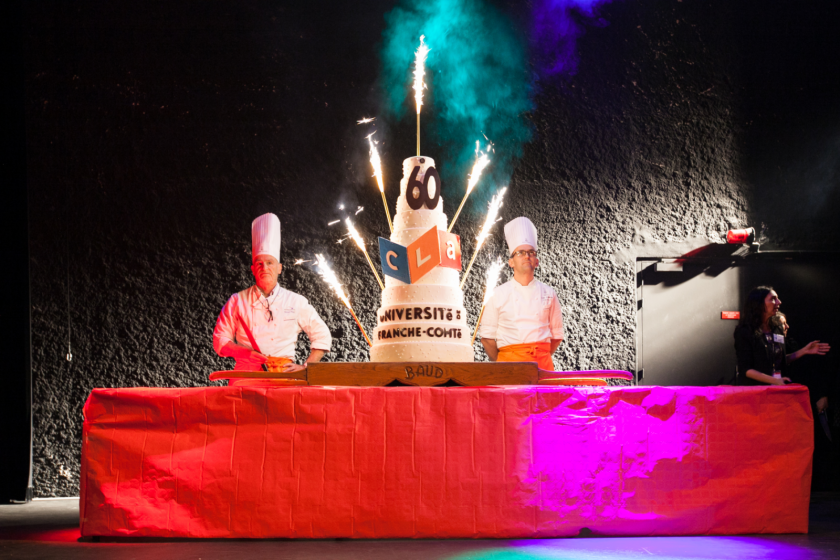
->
left=479, top=217, right=564, bottom=371
left=213, top=213, right=331, bottom=374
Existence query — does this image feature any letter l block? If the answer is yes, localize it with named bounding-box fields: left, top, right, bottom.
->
left=407, top=226, right=442, bottom=283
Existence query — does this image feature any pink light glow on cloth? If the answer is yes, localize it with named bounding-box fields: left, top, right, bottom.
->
left=522, top=386, right=813, bottom=535
left=80, top=385, right=812, bottom=538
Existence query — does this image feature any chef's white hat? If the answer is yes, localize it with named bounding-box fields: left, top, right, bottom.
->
left=504, top=217, right=538, bottom=256
left=251, top=213, right=281, bottom=262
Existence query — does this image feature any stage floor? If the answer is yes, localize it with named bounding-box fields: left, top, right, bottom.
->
left=2, top=496, right=840, bottom=559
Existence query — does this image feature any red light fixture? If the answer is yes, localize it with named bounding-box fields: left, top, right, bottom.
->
left=726, top=227, right=755, bottom=244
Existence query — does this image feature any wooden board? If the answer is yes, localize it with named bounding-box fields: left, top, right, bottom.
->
left=538, top=378, right=609, bottom=386
left=209, top=365, right=632, bottom=387
left=305, top=361, right=539, bottom=387
left=209, top=370, right=307, bottom=381
left=540, top=370, right=634, bottom=381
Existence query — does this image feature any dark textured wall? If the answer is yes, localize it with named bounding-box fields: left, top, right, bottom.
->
left=26, top=0, right=840, bottom=495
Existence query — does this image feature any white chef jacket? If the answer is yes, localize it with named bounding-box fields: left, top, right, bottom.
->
left=479, top=278, right=564, bottom=349
left=213, top=284, right=332, bottom=370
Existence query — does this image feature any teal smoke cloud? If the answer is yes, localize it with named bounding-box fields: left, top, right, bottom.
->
left=380, top=0, right=533, bottom=199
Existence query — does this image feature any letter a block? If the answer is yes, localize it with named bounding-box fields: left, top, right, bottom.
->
left=437, top=230, right=462, bottom=271
left=378, top=237, right=411, bottom=284
left=407, top=226, right=442, bottom=283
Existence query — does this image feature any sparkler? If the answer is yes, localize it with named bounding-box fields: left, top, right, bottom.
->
left=459, top=187, right=507, bottom=289
left=448, top=150, right=491, bottom=232
left=471, top=257, right=504, bottom=344
left=357, top=117, right=376, bottom=125
left=413, top=35, right=430, bottom=156
left=328, top=220, right=340, bottom=226
left=345, top=217, right=385, bottom=290
left=314, top=254, right=372, bottom=346
left=368, top=133, right=393, bottom=233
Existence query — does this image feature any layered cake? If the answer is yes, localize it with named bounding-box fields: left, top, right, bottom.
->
left=370, top=156, right=474, bottom=362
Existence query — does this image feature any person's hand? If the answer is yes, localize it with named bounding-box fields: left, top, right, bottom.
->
left=817, top=396, right=829, bottom=414
left=802, top=341, right=831, bottom=356
left=223, top=342, right=267, bottom=363
left=250, top=351, right=268, bottom=364
left=774, top=376, right=791, bottom=385
left=281, top=363, right=306, bottom=373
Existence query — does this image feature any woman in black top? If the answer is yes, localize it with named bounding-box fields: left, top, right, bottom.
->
left=734, top=286, right=830, bottom=386
left=734, top=286, right=788, bottom=385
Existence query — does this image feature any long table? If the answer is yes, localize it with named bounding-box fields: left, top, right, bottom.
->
left=80, top=384, right=813, bottom=538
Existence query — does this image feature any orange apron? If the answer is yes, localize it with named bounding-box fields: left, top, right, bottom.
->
left=497, top=342, right=554, bottom=371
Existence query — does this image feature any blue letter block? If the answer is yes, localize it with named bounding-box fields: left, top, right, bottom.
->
left=378, top=237, right=411, bottom=284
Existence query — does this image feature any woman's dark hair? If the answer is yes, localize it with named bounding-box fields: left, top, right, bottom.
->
left=740, top=286, right=774, bottom=332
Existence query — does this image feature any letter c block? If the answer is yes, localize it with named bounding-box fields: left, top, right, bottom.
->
left=378, top=237, right=411, bottom=284
left=407, top=226, right=442, bottom=283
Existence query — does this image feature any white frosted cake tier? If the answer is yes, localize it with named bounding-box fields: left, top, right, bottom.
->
left=380, top=282, right=463, bottom=306
left=370, top=156, right=474, bottom=363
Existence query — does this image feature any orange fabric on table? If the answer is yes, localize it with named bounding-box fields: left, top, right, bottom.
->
left=497, top=342, right=554, bottom=371
left=81, top=385, right=814, bottom=538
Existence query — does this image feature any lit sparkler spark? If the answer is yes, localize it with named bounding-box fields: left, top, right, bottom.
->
left=467, top=153, right=491, bottom=195
left=314, top=254, right=349, bottom=305
left=367, top=134, right=384, bottom=193
left=476, top=188, right=507, bottom=245
left=345, top=217, right=385, bottom=290
left=314, top=253, right=371, bottom=346
left=471, top=257, right=504, bottom=344
left=460, top=187, right=508, bottom=289
left=413, top=35, right=430, bottom=115
left=355, top=206, right=364, bottom=215
left=448, top=149, right=491, bottom=232
left=294, top=259, right=312, bottom=266
left=413, top=35, right=430, bottom=155
left=339, top=204, right=345, bottom=210
left=368, top=133, right=393, bottom=232
left=328, top=220, right=340, bottom=226
left=482, top=257, right=504, bottom=305
left=357, top=117, right=376, bottom=125
left=479, top=134, right=496, bottom=154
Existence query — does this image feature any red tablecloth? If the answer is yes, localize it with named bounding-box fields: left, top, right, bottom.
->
left=80, top=385, right=813, bottom=538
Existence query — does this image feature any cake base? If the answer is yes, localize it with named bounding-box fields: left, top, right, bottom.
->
left=307, top=362, right=538, bottom=386
left=370, top=341, right=475, bottom=363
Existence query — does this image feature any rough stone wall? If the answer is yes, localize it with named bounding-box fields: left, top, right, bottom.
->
left=26, top=0, right=840, bottom=495
left=513, top=0, right=750, bottom=372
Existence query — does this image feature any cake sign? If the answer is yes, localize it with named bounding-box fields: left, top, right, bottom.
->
left=378, top=226, right=461, bottom=284
left=405, top=164, right=442, bottom=210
